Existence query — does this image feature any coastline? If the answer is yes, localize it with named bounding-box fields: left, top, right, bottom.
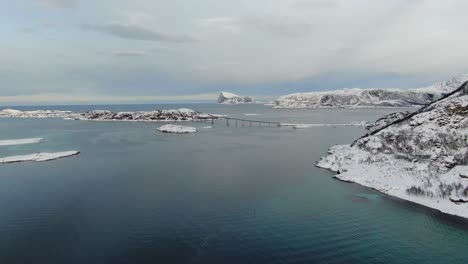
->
left=317, top=145, right=468, bottom=219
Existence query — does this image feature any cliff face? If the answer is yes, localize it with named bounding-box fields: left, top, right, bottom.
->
left=274, top=74, right=468, bottom=108
left=217, top=92, right=255, bottom=104
left=317, top=81, right=468, bottom=218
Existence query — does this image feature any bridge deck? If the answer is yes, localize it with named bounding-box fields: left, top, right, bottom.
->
left=220, top=117, right=281, bottom=127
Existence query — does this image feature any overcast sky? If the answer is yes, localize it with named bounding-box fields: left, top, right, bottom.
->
left=2, top=0, right=468, bottom=104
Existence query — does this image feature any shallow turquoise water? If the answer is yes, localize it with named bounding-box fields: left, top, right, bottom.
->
left=0, top=104, right=467, bottom=264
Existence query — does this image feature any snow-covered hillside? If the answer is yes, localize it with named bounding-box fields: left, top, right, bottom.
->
left=274, top=74, right=468, bottom=108
left=317, top=81, right=468, bottom=218
left=217, top=92, right=255, bottom=104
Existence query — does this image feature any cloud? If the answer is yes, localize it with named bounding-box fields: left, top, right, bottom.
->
left=5, top=0, right=468, bottom=105
left=245, top=16, right=312, bottom=37
left=111, top=50, right=149, bottom=57
left=44, top=0, right=76, bottom=9
left=291, top=0, right=341, bottom=9
left=17, top=27, right=35, bottom=34
left=198, top=17, right=242, bottom=34
left=84, top=22, right=195, bottom=42
left=199, top=15, right=312, bottom=37
left=0, top=93, right=218, bottom=105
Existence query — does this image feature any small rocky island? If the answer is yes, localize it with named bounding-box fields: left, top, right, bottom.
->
left=217, top=92, right=255, bottom=104
left=157, top=124, right=197, bottom=133
left=317, top=81, right=468, bottom=218
left=0, top=108, right=219, bottom=122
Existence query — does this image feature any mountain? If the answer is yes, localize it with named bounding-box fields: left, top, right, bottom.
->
left=217, top=92, right=255, bottom=104
left=273, top=74, right=468, bottom=108
left=317, top=81, right=468, bottom=218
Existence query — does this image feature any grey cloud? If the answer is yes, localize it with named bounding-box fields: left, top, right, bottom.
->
left=200, top=16, right=312, bottom=38
left=84, top=22, right=195, bottom=43
left=17, top=27, right=35, bottom=34
left=291, top=0, right=340, bottom=9
left=45, top=0, right=76, bottom=9
left=245, top=16, right=312, bottom=37
left=111, top=50, right=149, bottom=57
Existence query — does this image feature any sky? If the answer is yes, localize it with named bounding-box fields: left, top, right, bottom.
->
left=2, top=0, right=468, bottom=105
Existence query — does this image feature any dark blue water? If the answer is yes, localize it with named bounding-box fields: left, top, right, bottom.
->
left=1, top=104, right=467, bottom=264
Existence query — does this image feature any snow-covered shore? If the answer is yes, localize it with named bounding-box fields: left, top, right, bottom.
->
left=0, top=138, right=44, bottom=147
left=317, top=145, right=468, bottom=218
left=317, top=82, right=468, bottom=219
left=0, top=151, right=80, bottom=163
left=0, top=108, right=218, bottom=122
left=280, top=121, right=371, bottom=129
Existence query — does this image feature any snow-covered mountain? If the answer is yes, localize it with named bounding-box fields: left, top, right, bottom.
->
left=274, top=74, right=468, bottom=108
left=217, top=92, right=255, bottom=104
left=317, top=80, right=468, bottom=218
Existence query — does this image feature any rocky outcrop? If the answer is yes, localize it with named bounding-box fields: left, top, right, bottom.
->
left=217, top=92, right=255, bottom=104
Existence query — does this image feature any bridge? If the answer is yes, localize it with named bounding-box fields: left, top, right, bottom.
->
left=224, top=117, right=280, bottom=127
left=205, top=116, right=281, bottom=127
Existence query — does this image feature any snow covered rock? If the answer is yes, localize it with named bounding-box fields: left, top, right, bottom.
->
left=217, top=92, right=255, bottom=104
left=274, top=74, right=468, bottom=108
left=0, top=151, right=80, bottom=163
left=317, top=80, right=468, bottom=218
left=0, top=138, right=44, bottom=147
left=157, top=124, right=197, bottom=133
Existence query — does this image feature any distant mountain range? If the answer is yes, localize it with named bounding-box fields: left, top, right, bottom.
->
left=273, top=74, right=468, bottom=108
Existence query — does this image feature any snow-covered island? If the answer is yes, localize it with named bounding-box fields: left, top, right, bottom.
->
left=0, top=138, right=44, bottom=147
left=0, top=151, right=80, bottom=163
left=157, top=124, right=197, bottom=133
left=0, top=108, right=218, bottom=122
left=317, top=81, right=468, bottom=218
left=0, top=137, right=80, bottom=164
left=217, top=92, right=255, bottom=104
left=274, top=74, right=468, bottom=108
